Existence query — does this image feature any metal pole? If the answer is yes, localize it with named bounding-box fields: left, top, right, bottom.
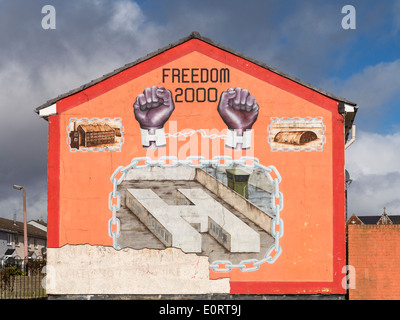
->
left=22, top=187, right=28, bottom=266
left=13, top=185, right=28, bottom=272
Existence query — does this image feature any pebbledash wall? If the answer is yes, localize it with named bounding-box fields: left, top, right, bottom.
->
left=35, top=32, right=357, bottom=298
left=348, top=225, right=400, bottom=300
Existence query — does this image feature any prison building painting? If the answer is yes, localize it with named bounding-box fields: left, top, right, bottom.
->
left=126, top=187, right=260, bottom=253
left=273, top=131, right=318, bottom=145
left=77, top=123, right=116, bottom=148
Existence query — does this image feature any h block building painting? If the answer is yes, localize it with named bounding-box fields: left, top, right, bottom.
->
left=35, top=32, right=357, bottom=296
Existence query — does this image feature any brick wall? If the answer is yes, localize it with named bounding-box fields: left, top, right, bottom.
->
left=348, top=225, right=400, bottom=300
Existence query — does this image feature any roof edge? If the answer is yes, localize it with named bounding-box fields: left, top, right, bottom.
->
left=35, top=31, right=357, bottom=115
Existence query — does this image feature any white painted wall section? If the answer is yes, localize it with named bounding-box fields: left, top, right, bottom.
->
left=46, top=245, right=230, bottom=295
left=38, top=103, right=57, bottom=117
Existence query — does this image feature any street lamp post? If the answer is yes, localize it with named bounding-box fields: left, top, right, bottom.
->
left=13, top=185, right=28, bottom=265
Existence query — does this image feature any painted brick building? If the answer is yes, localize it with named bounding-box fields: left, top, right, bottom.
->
left=348, top=224, right=400, bottom=300
left=35, top=32, right=357, bottom=298
left=347, top=212, right=400, bottom=300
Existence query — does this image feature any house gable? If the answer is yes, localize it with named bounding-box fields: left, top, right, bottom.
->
left=36, top=32, right=355, bottom=296
left=36, top=32, right=356, bottom=118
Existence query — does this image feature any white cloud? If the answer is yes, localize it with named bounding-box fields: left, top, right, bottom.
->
left=347, top=172, right=400, bottom=217
left=108, top=0, right=144, bottom=33
left=346, top=130, right=400, bottom=178
left=346, top=130, right=400, bottom=216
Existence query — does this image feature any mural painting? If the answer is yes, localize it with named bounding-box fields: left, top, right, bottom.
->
left=111, top=85, right=281, bottom=272
left=67, top=118, right=124, bottom=152
left=37, top=33, right=353, bottom=296
left=268, top=117, right=326, bottom=152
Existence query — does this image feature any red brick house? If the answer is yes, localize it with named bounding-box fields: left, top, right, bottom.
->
left=347, top=211, right=400, bottom=300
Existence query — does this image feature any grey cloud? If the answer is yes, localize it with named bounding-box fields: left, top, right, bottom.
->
left=0, top=0, right=166, bottom=221
left=346, top=130, right=400, bottom=217
left=139, top=0, right=357, bottom=85
left=328, top=60, right=400, bottom=110
left=321, top=59, right=400, bottom=132
left=347, top=172, right=400, bottom=217
left=346, top=130, right=400, bottom=178
left=394, top=0, right=400, bottom=35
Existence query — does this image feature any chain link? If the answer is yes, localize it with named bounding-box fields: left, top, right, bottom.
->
left=165, top=129, right=227, bottom=140
left=108, top=155, right=283, bottom=272
left=108, top=176, right=121, bottom=250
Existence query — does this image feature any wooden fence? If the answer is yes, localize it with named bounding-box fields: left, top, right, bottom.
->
left=0, top=256, right=47, bottom=299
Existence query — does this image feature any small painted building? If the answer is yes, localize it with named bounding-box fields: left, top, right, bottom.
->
left=35, top=32, right=357, bottom=298
left=76, top=123, right=116, bottom=148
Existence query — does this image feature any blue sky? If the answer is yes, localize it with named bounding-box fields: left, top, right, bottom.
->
left=0, top=0, right=400, bottom=221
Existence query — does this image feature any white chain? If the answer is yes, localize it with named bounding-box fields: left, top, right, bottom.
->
left=108, top=155, right=283, bottom=272
left=165, top=129, right=227, bottom=140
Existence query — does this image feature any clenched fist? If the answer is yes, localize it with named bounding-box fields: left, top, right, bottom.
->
left=133, top=86, right=175, bottom=130
left=217, top=87, right=259, bottom=135
left=133, top=86, right=175, bottom=148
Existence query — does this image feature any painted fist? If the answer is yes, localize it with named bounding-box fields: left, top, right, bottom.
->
left=133, top=86, right=175, bottom=130
left=217, top=87, right=259, bottom=134
left=133, top=86, right=175, bottom=148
